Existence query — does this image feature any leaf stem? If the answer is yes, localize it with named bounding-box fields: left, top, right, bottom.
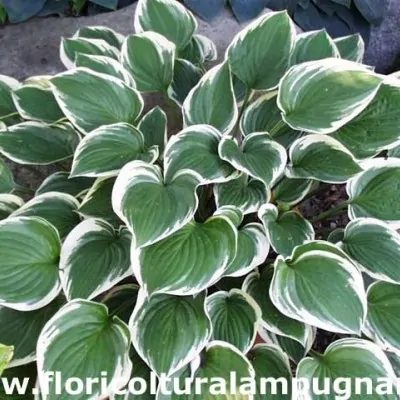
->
left=234, top=88, right=253, bottom=140
left=0, top=112, right=19, bottom=121
left=269, top=119, right=286, bottom=137
left=310, top=201, right=349, bottom=224
left=309, top=349, right=324, bottom=361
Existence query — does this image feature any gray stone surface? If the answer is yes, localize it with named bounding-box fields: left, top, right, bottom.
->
left=364, top=0, right=400, bottom=73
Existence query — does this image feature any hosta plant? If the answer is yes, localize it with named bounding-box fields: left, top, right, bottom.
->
left=1, top=0, right=400, bottom=399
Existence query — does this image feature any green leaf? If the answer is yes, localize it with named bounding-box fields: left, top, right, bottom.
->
left=297, top=338, right=397, bottom=400
left=164, top=124, right=237, bottom=184
left=271, top=241, right=367, bottom=334
left=168, top=58, right=203, bottom=105
left=60, top=219, right=131, bottom=300
left=60, top=37, right=119, bottom=69
left=206, top=289, right=261, bottom=353
left=278, top=58, right=382, bottom=134
left=103, top=284, right=139, bottom=325
left=0, top=122, right=80, bottom=165
left=138, top=106, right=167, bottom=159
left=11, top=192, right=81, bottom=239
left=70, top=123, right=158, bottom=178
left=342, top=218, right=400, bottom=284
left=132, top=210, right=237, bottom=295
left=36, top=172, right=93, bottom=197
left=0, top=297, right=63, bottom=368
left=273, top=177, right=313, bottom=206
left=51, top=68, right=144, bottom=134
left=227, top=11, right=296, bottom=90
left=0, top=345, right=13, bottom=375
left=334, top=34, right=365, bottom=62
left=364, top=281, right=400, bottom=354
left=121, top=32, right=175, bottom=93
left=0, top=194, right=23, bottom=220
left=112, top=161, right=200, bottom=247
left=74, top=25, right=124, bottom=49
left=12, top=84, right=64, bottom=123
left=347, top=159, right=400, bottom=225
left=243, top=268, right=311, bottom=345
left=287, top=134, right=362, bottom=183
left=219, top=133, right=287, bottom=188
left=178, top=34, right=218, bottom=66
left=214, top=174, right=270, bottom=214
left=259, top=204, right=315, bottom=257
left=183, top=62, right=237, bottom=135
left=0, top=216, right=61, bottom=311
left=130, top=291, right=211, bottom=376
left=332, top=80, right=400, bottom=159
left=37, top=300, right=132, bottom=400
left=248, top=344, right=292, bottom=400
left=224, top=222, right=269, bottom=277
left=240, top=92, right=301, bottom=147
left=0, top=75, right=19, bottom=118
left=0, top=158, right=13, bottom=193
left=79, top=177, right=121, bottom=226
left=74, top=53, right=136, bottom=87
left=135, top=0, right=197, bottom=50
left=290, top=30, right=339, bottom=65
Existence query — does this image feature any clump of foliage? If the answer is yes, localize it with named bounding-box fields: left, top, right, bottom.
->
left=0, top=0, right=400, bottom=398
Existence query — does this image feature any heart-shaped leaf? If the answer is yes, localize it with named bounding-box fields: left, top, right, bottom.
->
left=132, top=210, right=237, bottom=295
left=259, top=204, right=315, bottom=257
left=224, top=222, right=269, bottom=277
left=138, top=106, right=167, bottom=159
left=135, top=0, right=197, bottom=50
left=71, top=123, right=158, bottom=178
left=342, top=218, right=400, bottom=284
left=347, top=159, right=400, bottom=226
left=273, top=177, right=313, bottom=206
left=0, top=158, right=13, bottom=194
left=60, top=37, right=119, bottom=70
left=240, top=93, right=301, bottom=148
left=11, top=192, right=81, bottom=239
left=227, top=11, right=296, bottom=90
left=206, top=289, right=261, bottom=353
left=183, top=62, right=238, bottom=135
left=112, top=161, right=200, bottom=247
left=12, top=84, right=64, bottom=123
left=168, top=58, right=203, bottom=106
left=130, top=291, right=211, bottom=377
left=74, top=26, right=124, bottom=49
left=79, top=177, right=121, bottom=226
left=0, top=122, right=80, bottom=165
left=247, top=344, right=292, bottom=400
left=74, top=54, right=136, bottom=87
left=51, top=68, right=144, bottom=134
left=164, top=124, right=237, bottom=184
left=179, top=34, right=217, bottom=66
left=60, top=219, right=132, bottom=300
left=332, top=80, right=400, bottom=159
left=287, top=134, right=362, bottom=183
left=0, top=345, right=13, bottom=376
left=271, top=241, right=367, bottom=334
left=334, top=34, right=365, bottom=62
left=0, top=297, right=63, bottom=368
left=214, top=174, right=270, bottom=215
left=0, top=216, right=61, bottom=311
left=278, top=58, right=382, bottom=134
left=364, top=281, right=400, bottom=354
left=290, top=30, right=339, bottom=66
left=243, top=268, right=311, bottom=345
left=297, top=338, right=397, bottom=400
left=219, top=132, right=287, bottom=188
left=121, top=32, right=175, bottom=93
left=37, top=300, right=132, bottom=400
left=36, top=172, right=93, bottom=197
left=0, top=194, right=23, bottom=220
